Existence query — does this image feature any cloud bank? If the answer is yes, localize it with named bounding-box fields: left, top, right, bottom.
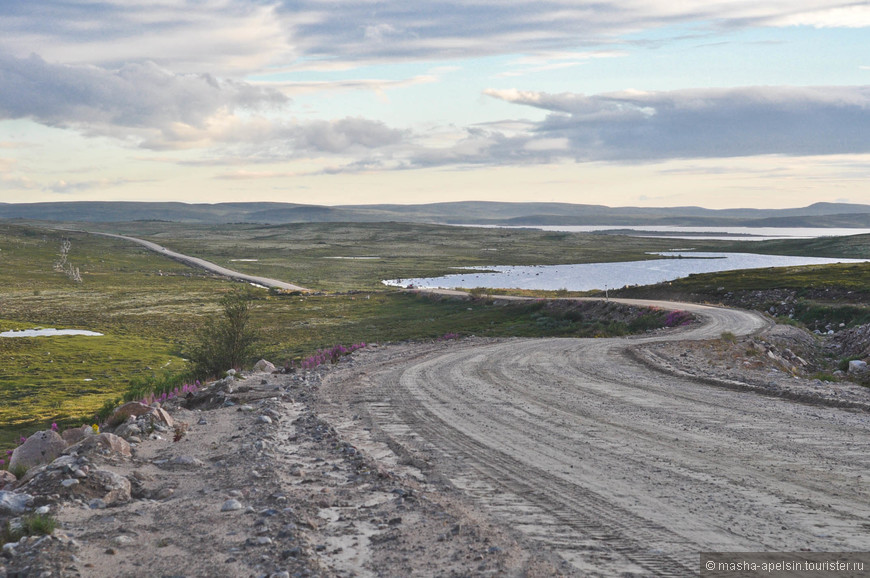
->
left=473, top=85, right=870, bottom=162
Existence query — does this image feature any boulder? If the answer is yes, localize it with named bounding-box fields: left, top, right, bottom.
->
left=67, top=433, right=132, bottom=458
left=0, top=490, right=33, bottom=515
left=9, top=430, right=66, bottom=471
left=61, top=424, right=95, bottom=446
left=253, top=359, right=276, bottom=373
left=848, top=359, right=867, bottom=373
left=110, top=402, right=153, bottom=425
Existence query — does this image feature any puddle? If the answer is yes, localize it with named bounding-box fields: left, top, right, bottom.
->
left=1, top=328, right=103, bottom=337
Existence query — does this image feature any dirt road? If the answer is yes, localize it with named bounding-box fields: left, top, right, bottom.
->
left=91, top=232, right=310, bottom=292
left=319, top=301, right=870, bottom=576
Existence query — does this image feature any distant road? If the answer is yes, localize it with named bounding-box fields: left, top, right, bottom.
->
left=93, top=232, right=310, bottom=292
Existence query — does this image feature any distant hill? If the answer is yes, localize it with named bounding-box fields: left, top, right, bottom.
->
left=1, top=200, right=869, bottom=227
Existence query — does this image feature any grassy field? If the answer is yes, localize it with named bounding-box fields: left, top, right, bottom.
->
left=4, top=220, right=870, bottom=453
left=72, top=221, right=708, bottom=292
left=0, top=221, right=712, bottom=451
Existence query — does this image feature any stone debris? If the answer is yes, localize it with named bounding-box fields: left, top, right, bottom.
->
left=0, top=360, right=566, bottom=577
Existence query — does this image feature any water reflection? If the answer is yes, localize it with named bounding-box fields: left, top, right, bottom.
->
left=384, top=252, right=870, bottom=292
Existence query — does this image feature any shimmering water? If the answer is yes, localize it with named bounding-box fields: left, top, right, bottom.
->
left=383, top=252, right=870, bottom=292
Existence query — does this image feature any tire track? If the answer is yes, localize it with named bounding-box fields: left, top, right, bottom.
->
left=320, top=301, right=870, bottom=576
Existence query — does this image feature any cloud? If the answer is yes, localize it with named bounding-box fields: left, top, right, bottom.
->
left=46, top=178, right=148, bottom=194
left=276, top=1, right=870, bottom=64
left=481, top=85, right=870, bottom=161
left=0, top=157, right=37, bottom=189
left=0, top=0, right=293, bottom=75
left=3, top=1, right=868, bottom=76
left=495, top=50, right=625, bottom=78
left=0, top=53, right=288, bottom=146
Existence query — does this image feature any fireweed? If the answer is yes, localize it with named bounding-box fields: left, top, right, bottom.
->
left=287, top=343, right=367, bottom=372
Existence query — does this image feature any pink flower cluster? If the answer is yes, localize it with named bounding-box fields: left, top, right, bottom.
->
left=438, top=333, right=460, bottom=341
left=140, top=380, right=201, bottom=406
left=664, top=310, right=693, bottom=327
left=294, top=343, right=366, bottom=371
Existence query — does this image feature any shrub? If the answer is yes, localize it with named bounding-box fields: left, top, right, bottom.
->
left=720, top=331, right=737, bottom=343
left=187, top=289, right=259, bottom=379
left=2, top=513, right=57, bottom=545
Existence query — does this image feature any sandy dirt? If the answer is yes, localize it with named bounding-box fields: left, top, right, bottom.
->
left=4, top=299, right=870, bottom=577
left=316, top=301, right=870, bottom=576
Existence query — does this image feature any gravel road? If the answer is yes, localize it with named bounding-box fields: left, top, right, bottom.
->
left=319, top=300, right=870, bottom=576
left=91, top=232, right=310, bottom=292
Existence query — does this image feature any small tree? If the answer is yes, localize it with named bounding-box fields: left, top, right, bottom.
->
left=188, top=289, right=259, bottom=378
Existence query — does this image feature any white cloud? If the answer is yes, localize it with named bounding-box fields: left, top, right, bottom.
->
left=0, top=0, right=293, bottom=75
left=3, top=1, right=868, bottom=76
left=0, top=53, right=297, bottom=150
left=450, top=85, right=870, bottom=163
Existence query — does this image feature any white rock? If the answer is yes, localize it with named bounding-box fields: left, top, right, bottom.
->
left=221, top=499, right=243, bottom=512
left=0, top=491, right=33, bottom=515
left=849, top=360, right=867, bottom=373
left=253, top=359, right=277, bottom=373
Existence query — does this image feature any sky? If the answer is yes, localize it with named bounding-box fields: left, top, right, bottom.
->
left=1, top=1, right=870, bottom=209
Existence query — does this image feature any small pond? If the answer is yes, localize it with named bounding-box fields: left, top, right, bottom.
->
left=1, top=328, right=104, bottom=337
left=383, top=252, right=870, bottom=292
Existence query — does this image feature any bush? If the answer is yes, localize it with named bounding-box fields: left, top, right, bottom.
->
left=187, top=289, right=259, bottom=379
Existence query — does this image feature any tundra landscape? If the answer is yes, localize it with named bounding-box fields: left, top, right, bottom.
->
left=1, top=206, right=869, bottom=576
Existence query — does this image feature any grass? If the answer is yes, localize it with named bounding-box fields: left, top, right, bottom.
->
left=4, top=220, right=870, bottom=452
left=0, top=221, right=710, bottom=452
left=1, top=513, right=57, bottom=545
left=72, top=220, right=700, bottom=292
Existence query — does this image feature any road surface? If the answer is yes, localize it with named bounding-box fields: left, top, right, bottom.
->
left=93, top=232, right=310, bottom=292
left=320, top=300, right=870, bottom=576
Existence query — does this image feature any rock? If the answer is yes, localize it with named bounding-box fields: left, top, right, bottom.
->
left=9, top=430, right=66, bottom=471
left=0, top=491, right=33, bottom=515
left=221, top=499, right=243, bottom=512
left=848, top=360, right=867, bottom=373
left=253, top=359, right=277, bottom=373
left=61, top=425, right=95, bottom=446
left=86, top=469, right=131, bottom=506
left=169, top=455, right=204, bottom=468
left=61, top=479, right=79, bottom=488
left=111, top=402, right=153, bottom=424
left=151, top=407, right=174, bottom=428
left=256, top=415, right=273, bottom=425
left=113, top=422, right=142, bottom=440
left=67, top=433, right=132, bottom=458
left=0, top=470, right=16, bottom=489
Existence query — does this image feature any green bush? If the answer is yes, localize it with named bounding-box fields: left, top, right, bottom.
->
left=187, top=289, right=259, bottom=379
left=2, top=513, right=57, bottom=545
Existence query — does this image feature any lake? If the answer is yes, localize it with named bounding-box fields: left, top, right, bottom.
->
left=383, top=252, right=870, bottom=292
left=462, top=225, right=870, bottom=241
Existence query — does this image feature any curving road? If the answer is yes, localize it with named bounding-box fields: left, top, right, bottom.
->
left=320, top=300, right=870, bottom=576
left=92, top=232, right=310, bottom=292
